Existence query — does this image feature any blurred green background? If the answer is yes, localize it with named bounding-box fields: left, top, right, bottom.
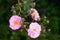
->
left=0, top=0, right=60, bottom=40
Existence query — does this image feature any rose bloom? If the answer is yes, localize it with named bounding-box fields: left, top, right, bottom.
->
left=27, top=22, right=41, bottom=38
left=9, top=15, right=22, bottom=30
left=30, top=8, right=40, bottom=21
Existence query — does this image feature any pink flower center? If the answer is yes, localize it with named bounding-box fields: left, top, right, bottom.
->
left=13, top=20, right=19, bottom=25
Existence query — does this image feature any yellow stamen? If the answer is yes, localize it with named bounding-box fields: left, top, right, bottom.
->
left=32, top=12, right=36, bottom=17
left=32, top=28, right=36, bottom=32
left=13, top=20, right=19, bottom=25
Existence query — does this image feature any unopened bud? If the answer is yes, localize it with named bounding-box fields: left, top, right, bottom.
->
left=48, top=29, right=51, bottom=32
left=43, top=29, right=46, bottom=33
left=47, top=20, right=49, bottom=23
left=44, top=16, right=47, bottom=19
left=23, top=1, right=27, bottom=4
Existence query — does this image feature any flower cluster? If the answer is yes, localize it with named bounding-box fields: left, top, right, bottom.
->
left=9, top=8, right=41, bottom=38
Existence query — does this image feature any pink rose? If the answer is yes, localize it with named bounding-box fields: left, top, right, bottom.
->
left=27, top=22, right=41, bottom=38
left=9, top=15, right=22, bottom=30
left=30, top=8, right=40, bottom=21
